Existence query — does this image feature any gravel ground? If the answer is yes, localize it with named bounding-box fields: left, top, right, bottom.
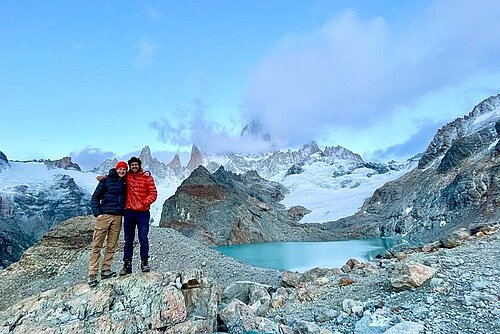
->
left=266, top=229, right=500, bottom=334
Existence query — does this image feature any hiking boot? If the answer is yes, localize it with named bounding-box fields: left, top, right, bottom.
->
left=119, top=260, right=132, bottom=276
left=88, top=274, right=98, bottom=287
left=141, top=259, right=150, bottom=273
left=101, top=270, right=117, bottom=279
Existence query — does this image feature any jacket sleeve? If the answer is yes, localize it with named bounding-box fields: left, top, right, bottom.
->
left=90, top=181, right=105, bottom=217
left=143, top=176, right=158, bottom=207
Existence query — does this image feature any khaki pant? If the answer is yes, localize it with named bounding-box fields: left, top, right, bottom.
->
left=88, top=214, right=122, bottom=276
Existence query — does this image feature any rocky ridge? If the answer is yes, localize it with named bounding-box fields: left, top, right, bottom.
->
left=324, top=94, right=500, bottom=244
left=0, top=217, right=498, bottom=333
left=42, top=156, right=81, bottom=171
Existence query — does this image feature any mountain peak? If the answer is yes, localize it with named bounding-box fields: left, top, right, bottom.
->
left=241, top=120, right=271, bottom=142
left=324, top=145, right=364, bottom=163
left=186, top=145, right=204, bottom=171
left=167, top=154, right=182, bottom=174
left=419, top=93, right=500, bottom=169
left=299, top=141, right=321, bottom=158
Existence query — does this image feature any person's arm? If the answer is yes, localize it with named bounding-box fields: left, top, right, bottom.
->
left=90, top=181, right=105, bottom=217
left=143, top=176, right=158, bottom=206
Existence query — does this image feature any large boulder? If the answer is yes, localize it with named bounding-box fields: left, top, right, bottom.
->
left=388, top=262, right=436, bottom=290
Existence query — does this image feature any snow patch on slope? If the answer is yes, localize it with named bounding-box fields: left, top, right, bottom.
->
left=271, top=159, right=416, bottom=223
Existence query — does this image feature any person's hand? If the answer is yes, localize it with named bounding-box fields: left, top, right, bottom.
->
left=96, top=175, right=106, bottom=181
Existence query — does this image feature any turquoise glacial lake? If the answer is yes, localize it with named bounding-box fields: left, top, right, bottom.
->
left=216, top=238, right=397, bottom=272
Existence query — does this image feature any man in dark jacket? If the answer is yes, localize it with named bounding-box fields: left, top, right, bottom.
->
left=119, top=156, right=157, bottom=275
left=88, top=161, right=128, bottom=287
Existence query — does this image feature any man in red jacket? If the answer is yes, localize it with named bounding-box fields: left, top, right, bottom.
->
left=119, top=156, right=157, bottom=275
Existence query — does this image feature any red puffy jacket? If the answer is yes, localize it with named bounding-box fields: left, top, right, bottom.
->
left=125, top=169, right=157, bottom=211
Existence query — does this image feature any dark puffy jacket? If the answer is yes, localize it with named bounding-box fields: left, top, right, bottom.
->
left=91, top=168, right=127, bottom=216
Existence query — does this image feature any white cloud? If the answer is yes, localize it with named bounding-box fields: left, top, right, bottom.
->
left=70, top=147, right=116, bottom=171
left=151, top=99, right=274, bottom=154
left=242, top=0, right=500, bottom=155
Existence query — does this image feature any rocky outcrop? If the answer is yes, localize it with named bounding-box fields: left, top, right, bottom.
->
left=159, top=166, right=288, bottom=245
left=324, top=94, right=500, bottom=244
left=42, top=156, right=81, bottom=171
left=159, top=166, right=340, bottom=245
left=0, top=271, right=218, bottom=334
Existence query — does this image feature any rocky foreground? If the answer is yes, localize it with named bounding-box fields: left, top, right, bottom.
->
left=0, top=217, right=499, bottom=333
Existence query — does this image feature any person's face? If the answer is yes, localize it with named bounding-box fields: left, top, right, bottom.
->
left=130, top=162, right=140, bottom=173
left=116, top=167, right=127, bottom=177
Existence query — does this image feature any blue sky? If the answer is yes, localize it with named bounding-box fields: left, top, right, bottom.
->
left=1, top=0, right=499, bottom=170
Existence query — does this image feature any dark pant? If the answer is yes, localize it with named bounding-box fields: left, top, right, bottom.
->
left=123, top=209, right=150, bottom=261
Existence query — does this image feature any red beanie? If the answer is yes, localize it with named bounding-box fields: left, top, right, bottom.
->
left=115, top=161, right=128, bottom=170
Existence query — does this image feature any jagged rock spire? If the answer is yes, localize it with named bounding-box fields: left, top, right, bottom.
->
left=186, top=145, right=204, bottom=171
left=167, top=154, right=182, bottom=174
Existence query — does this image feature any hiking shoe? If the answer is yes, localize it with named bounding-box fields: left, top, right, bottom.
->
left=101, top=270, right=117, bottom=279
left=119, top=261, right=132, bottom=276
left=88, top=275, right=98, bottom=287
left=141, top=259, right=150, bottom=273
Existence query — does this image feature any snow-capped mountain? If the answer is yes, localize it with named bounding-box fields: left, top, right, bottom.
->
left=324, top=94, right=500, bottom=244
left=0, top=155, right=95, bottom=267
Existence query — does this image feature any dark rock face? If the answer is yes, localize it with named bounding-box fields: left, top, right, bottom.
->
left=0, top=221, right=34, bottom=268
left=160, top=166, right=333, bottom=245
left=437, top=128, right=497, bottom=174
left=0, top=151, right=8, bottom=170
left=325, top=94, right=500, bottom=244
left=285, top=164, right=304, bottom=176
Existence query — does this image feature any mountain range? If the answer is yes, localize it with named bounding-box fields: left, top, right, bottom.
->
left=1, top=93, right=499, bottom=267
